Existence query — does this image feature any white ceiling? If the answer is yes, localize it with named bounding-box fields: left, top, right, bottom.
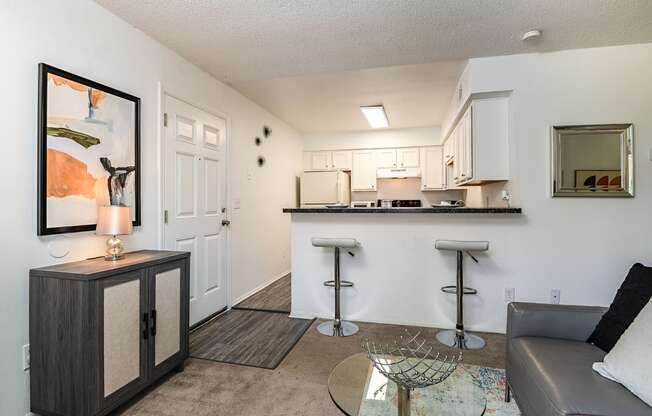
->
left=95, top=0, right=652, bottom=132
left=230, top=61, right=464, bottom=133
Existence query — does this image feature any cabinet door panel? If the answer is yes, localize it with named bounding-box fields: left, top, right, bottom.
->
left=148, top=259, right=189, bottom=380
left=375, top=149, right=397, bottom=168
left=462, top=107, right=473, bottom=180
left=154, top=268, right=181, bottom=366
left=102, top=271, right=147, bottom=400
left=397, top=148, right=419, bottom=168
left=310, top=151, right=332, bottom=170
left=352, top=150, right=377, bottom=191
left=331, top=150, right=352, bottom=170
left=421, top=147, right=444, bottom=190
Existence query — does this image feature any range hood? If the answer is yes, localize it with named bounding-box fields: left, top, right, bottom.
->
left=376, top=167, right=421, bottom=179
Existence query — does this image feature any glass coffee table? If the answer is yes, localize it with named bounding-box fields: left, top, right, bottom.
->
left=328, top=353, right=487, bottom=416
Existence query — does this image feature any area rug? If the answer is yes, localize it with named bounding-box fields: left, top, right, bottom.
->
left=189, top=309, right=313, bottom=369
left=359, top=364, right=520, bottom=415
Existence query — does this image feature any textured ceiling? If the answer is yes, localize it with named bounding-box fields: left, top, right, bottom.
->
left=231, top=61, right=464, bottom=133
left=95, top=0, right=652, bottom=132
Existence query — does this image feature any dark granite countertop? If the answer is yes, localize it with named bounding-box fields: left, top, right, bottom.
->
left=283, top=207, right=522, bottom=214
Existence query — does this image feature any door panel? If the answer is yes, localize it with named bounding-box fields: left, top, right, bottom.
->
left=397, top=148, right=419, bottom=168
left=165, top=95, right=227, bottom=326
left=421, top=147, right=444, bottom=190
left=352, top=150, right=377, bottom=191
left=310, top=151, right=332, bottom=170
left=154, top=268, right=181, bottom=366
left=331, top=150, right=352, bottom=170
left=102, top=271, right=147, bottom=402
left=148, top=260, right=190, bottom=381
left=375, top=149, right=397, bottom=168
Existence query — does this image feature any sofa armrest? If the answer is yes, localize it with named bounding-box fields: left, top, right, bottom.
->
left=507, top=302, right=607, bottom=342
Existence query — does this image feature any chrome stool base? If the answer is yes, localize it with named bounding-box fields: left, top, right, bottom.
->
left=436, top=329, right=486, bottom=350
left=317, top=320, right=359, bottom=337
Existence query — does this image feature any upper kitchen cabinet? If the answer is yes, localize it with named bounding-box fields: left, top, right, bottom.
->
left=303, top=150, right=352, bottom=171
left=304, top=151, right=331, bottom=171
left=352, top=150, right=377, bottom=191
left=420, top=146, right=445, bottom=191
left=375, top=148, right=397, bottom=168
left=443, top=134, right=455, bottom=164
left=396, top=148, right=420, bottom=168
left=448, top=94, right=510, bottom=186
left=331, top=150, right=352, bottom=170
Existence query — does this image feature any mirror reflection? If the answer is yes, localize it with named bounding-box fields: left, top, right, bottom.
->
left=552, top=124, right=633, bottom=197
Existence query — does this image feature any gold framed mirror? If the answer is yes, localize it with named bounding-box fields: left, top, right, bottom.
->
left=551, top=124, right=633, bottom=197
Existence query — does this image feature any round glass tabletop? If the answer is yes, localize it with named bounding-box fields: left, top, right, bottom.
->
left=328, top=353, right=487, bottom=416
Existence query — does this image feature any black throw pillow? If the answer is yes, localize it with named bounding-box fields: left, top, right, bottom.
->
left=587, top=263, right=652, bottom=352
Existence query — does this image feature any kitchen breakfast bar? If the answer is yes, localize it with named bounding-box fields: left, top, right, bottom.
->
left=283, top=207, right=523, bottom=335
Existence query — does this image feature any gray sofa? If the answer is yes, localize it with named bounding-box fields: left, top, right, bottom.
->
left=505, top=302, right=652, bottom=416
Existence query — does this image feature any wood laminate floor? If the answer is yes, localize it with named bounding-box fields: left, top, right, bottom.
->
left=233, top=274, right=291, bottom=313
left=189, top=309, right=313, bottom=369
left=121, top=321, right=507, bottom=416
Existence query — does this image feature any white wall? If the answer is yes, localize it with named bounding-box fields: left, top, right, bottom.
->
left=0, top=1, right=302, bottom=414
left=291, top=43, right=652, bottom=334
left=466, top=43, right=652, bottom=305
left=303, top=126, right=441, bottom=150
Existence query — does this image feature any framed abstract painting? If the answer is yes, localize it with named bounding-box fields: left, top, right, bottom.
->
left=37, top=64, right=141, bottom=235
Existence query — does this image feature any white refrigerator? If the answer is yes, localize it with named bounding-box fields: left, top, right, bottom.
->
left=300, top=171, right=351, bottom=207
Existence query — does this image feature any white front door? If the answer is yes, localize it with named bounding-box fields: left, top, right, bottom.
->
left=164, top=95, right=228, bottom=326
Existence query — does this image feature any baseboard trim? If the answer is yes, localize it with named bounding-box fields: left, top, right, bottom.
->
left=190, top=306, right=228, bottom=333
left=231, top=270, right=290, bottom=307
left=288, top=311, right=506, bottom=334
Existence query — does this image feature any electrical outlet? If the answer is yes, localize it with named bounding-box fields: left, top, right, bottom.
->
left=504, top=287, right=515, bottom=303
left=550, top=289, right=561, bottom=304
left=23, top=344, right=30, bottom=371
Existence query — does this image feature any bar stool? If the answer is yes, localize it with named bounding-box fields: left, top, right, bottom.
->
left=311, top=237, right=359, bottom=337
left=435, top=239, right=489, bottom=350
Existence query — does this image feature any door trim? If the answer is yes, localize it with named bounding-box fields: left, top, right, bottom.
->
left=157, top=82, right=233, bottom=312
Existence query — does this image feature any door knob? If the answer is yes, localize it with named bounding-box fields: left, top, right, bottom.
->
left=222, top=220, right=231, bottom=226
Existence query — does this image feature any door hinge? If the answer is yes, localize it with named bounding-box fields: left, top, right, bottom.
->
left=163, top=112, right=168, bottom=127
left=164, top=210, right=168, bottom=224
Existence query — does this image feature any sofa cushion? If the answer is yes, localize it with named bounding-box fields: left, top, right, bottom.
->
left=593, top=298, right=652, bottom=407
left=587, top=263, right=652, bottom=352
left=508, top=336, right=652, bottom=416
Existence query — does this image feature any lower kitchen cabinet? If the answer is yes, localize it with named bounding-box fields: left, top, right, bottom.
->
left=29, top=250, right=190, bottom=416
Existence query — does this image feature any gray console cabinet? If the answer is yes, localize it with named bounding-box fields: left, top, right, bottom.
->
left=29, top=250, right=190, bottom=416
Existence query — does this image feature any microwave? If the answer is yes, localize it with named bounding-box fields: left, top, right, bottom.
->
left=351, top=200, right=377, bottom=208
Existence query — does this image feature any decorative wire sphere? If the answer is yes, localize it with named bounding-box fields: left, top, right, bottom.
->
left=362, top=331, right=462, bottom=390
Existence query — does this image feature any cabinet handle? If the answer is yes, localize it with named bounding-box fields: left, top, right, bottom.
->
left=143, top=312, right=149, bottom=340
left=150, top=309, right=157, bottom=337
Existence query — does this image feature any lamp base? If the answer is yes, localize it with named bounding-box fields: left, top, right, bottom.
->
left=104, top=235, right=125, bottom=261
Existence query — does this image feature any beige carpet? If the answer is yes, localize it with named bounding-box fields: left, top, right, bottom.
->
left=119, top=321, right=507, bottom=416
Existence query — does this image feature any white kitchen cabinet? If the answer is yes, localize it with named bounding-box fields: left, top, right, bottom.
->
left=375, top=149, right=397, bottom=168
left=331, top=150, right=352, bottom=170
left=352, top=150, right=377, bottom=191
left=443, top=135, right=455, bottom=164
left=396, top=148, right=420, bottom=168
left=304, top=151, right=331, bottom=171
left=420, top=146, right=445, bottom=190
left=449, top=95, right=509, bottom=185
left=303, top=151, right=351, bottom=171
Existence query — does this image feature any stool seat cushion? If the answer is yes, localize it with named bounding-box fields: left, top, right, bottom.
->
left=435, top=240, right=489, bottom=252
left=311, top=238, right=358, bottom=248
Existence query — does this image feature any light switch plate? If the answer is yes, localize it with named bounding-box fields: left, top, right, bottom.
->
left=504, top=287, right=515, bottom=303
left=23, top=344, right=30, bottom=371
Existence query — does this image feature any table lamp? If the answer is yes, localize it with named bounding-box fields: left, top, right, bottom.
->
left=96, top=206, right=133, bottom=260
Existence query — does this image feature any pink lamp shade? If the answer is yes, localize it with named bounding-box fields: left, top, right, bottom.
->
left=96, top=206, right=133, bottom=236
